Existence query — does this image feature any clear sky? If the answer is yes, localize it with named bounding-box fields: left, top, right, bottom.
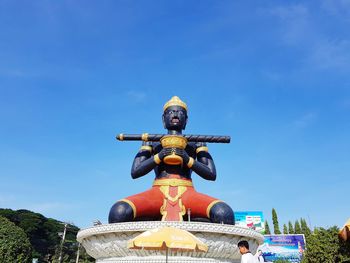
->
left=0, top=1, right=349, bottom=230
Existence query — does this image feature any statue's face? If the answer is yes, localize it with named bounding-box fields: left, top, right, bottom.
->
left=162, top=106, right=188, bottom=131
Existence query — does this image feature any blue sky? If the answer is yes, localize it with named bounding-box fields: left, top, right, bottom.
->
left=0, top=1, right=349, bottom=230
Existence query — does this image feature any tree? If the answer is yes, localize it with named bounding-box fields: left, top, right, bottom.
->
left=300, top=218, right=311, bottom=237
left=0, top=216, right=32, bottom=262
left=272, top=208, right=281, bottom=234
left=288, top=221, right=294, bottom=234
left=0, top=208, right=93, bottom=262
left=283, top=224, right=288, bottom=234
left=264, top=221, right=271, bottom=234
left=295, top=220, right=302, bottom=234
left=302, top=226, right=350, bottom=263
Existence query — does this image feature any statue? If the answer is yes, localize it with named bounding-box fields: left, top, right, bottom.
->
left=108, top=96, right=234, bottom=224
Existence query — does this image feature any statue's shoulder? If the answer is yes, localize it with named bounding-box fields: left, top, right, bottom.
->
left=186, top=142, right=197, bottom=155
left=152, top=142, right=162, bottom=153
left=189, top=142, right=207, bottom=149
left=139, top=141, right=160, bottom=153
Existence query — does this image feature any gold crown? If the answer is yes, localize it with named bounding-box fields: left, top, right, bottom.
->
left=163, top=96, right=188, bottom=111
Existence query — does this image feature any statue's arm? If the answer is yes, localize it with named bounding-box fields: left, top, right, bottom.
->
left=131, top=143, right=157, bottom=179
left=192, top=147, right=217, bottom=181
left=177, top=143, right=217, bottom=181
left=131, top=143, right=170, bottom=179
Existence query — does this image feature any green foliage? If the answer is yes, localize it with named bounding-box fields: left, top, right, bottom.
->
left=283, top=224, right=288, bottom=234
left=0, top=208, right=94, bottom=263
left=302, top=226, right=350, bottom=263
left=264, top=220, right=271, bottom=234
left=295, top=220, right=302, bottom=234
left=272, top=208, right=281, bottom=234
left=266, top=209, right=350, bottom=263
left=78, top=245, right=95, bottom=263
left=288, top=221, right=294, bottom=234
left=0, top=215, right=32, bottom=262
left=300, top=218, right=311, bottom=237
left=274, top=260, right=290, bottom=263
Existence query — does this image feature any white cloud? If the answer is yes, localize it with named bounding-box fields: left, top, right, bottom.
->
left=264, top=3, right=350, bottom=73
left=260, top=69, right=283, bottom=82
left=292, top=112, right=317, bottom=129
left=0, top=194, right=15, bottom=206
left=0, top=194, right=74, bottom=217
left=339, top=98, right=350, bottom=109
left=26, top=202, right=74, bottom=214
left=126, top=91, right=147, bottom=102
left=268, top=4, right=308, bottom=20
left=265, top=4, right=310, bottom=46
left=321, top=0, right=350, bottom=20
left=306, top=40, right=350, bottom=72
left=0, top=68, right=38, bottom=78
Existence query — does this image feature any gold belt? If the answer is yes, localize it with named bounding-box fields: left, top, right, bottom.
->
left=153, top=178, right=193, bottom=187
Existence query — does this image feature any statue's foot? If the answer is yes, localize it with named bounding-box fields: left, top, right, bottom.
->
left=209, top=202, right=235, bottom=225
left=108, top=201, right=134, bottom=223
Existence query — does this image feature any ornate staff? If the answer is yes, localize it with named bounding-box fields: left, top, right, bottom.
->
left=116, top=133, right=230, bottom=143
left=116, top=133, right=230, bottom=165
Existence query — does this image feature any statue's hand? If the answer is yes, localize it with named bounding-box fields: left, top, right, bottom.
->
left=158, top=148, right=173, bottom=161
left=173, top=148, right=190, bottom=164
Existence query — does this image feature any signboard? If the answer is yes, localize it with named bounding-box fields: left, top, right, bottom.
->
left=259, top=234, right=306, bottom=263
left=235, top=211, right=265, bottom=234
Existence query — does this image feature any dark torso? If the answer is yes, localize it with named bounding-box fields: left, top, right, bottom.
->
left=153, top=142, right=196, bottom=179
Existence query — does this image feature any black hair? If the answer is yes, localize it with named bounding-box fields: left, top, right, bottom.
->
left=237, top=240, right=249, bottom=249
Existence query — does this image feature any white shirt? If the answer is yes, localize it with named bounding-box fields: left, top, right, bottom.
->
left=241, top=252, right=258, bottom=263
left=257, top=255, right=264, bottom=262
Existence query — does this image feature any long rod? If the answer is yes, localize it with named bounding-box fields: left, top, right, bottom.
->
left=117, top=133, right=230, bottom=143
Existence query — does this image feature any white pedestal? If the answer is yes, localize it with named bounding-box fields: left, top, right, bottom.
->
left=77, top=221, right=264, bottom=263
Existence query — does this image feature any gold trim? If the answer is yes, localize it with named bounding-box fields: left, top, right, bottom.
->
left=118, top=134, right=124, bottom=141
left=163, top=96, right=188, bottom=111
left=141, top=133, right=149, bottom=141
left=160, top=199, right=186, bottom=221
left=163, top=154, right=183, bottom=165
left=159, top=188, right=187, bottom=221
left=187, top=157, right=194, bottom=168
left=160, top=199, right=167, bottom=221
left=159, top=185, right=187, bottom=202
left=196, top=146, right=208, bottom=154
left=154, top=154, right=161, bottom=164
left=120, top=199, right=137, bottom=218
left=140, top=145, right=152, bottom=152
left=160, top=135, right=187, bottom=149
left=179, top=199, right=186, bottom=221
left=153, top=178, right=193, bottom=187
left=206, top=200, right=222, bottom=218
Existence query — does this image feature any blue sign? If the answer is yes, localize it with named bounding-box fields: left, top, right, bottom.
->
left=235, top=211, right=265, bottom=234
left=259, top=234, right=306, bottom=263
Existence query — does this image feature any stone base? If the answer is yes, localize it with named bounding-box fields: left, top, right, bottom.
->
left=77, top=221, right=264, bottom=263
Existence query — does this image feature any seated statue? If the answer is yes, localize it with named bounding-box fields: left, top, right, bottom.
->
left=108, top=96, right=234, bottom=224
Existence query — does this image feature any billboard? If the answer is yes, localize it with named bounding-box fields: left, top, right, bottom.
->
left=259, top=234, right=306, bottom=263
left=234, top=211, right=265, bottom=234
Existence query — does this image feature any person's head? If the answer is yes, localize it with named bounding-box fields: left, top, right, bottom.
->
left=162, top=96, right=188, bottom=131
left=237, top=240, right=250, bottom=254
left=258, top=249, right=262, bottom=255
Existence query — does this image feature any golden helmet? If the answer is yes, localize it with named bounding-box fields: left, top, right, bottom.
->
left=163, top=96, right=188, bottom=112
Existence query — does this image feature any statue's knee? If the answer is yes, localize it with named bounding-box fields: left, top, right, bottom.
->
left=209, top=202, right=235, bottom=225
left=108, top=201, right=134, bottom=223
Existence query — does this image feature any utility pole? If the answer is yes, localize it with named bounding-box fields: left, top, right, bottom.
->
left=75, top=242, right=81, bottom=263
left=58, top=223, right=68, bottom=263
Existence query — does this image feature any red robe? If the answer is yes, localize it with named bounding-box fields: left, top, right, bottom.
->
left=120, top=174, right=221, bottom=221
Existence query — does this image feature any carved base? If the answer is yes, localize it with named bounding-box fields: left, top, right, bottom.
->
left=77, top=221, right=264, bottom=263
